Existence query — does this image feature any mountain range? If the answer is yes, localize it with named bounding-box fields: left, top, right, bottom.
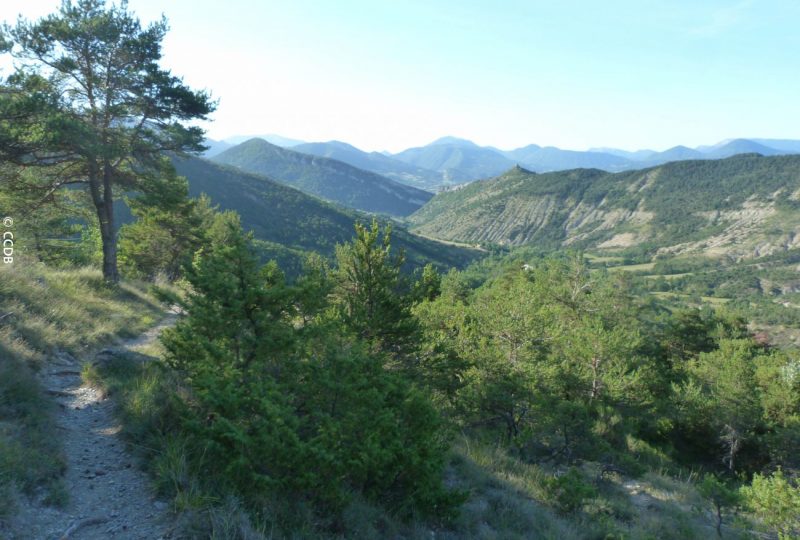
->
left=390, top=137, right=517, bottom=185
left=408, top=154, right=800, bottom=260
left=399, top=137, right=795, bottom=178
left=174, top=144, right=800, bottom=278
left=198, top=135, right=800, bottom=262
left=205, top=135, right=800, bottom=192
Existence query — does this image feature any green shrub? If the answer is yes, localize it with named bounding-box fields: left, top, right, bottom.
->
left=697, top=474, right=741, bottom=537
left=160, top=215, right=460, bottom=526
left=741, top=469, right=800, bottom=539
left=543, top=467, right=597, bottom=513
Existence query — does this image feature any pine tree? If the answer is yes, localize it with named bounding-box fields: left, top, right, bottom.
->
left=163, top=211, right=295, bottom=375
left=0, top=0, right=214, bottom=281
left=413, top=263, right=442, bottom=302
left=332, top=219, right=418, bottom=364
left=118, top=163, right=216, bottom=280
left=158, top=214, right=458, bottom=520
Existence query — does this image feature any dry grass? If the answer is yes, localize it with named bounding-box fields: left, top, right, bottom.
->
left=606, top=262, right=656, bottom=273
left=436, top=436, right=759, bottom=540
left=0, top=259, right=164, bottom=363
left=0, top=258, right=167, bottom=521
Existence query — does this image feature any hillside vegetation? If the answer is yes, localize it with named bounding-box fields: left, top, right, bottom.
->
left=410, top=154, right=800, bottom=259
left=173, top=156, right=481, bottom=274
left=84, top=232, right=800, bottom=539
left=212, top=138, right=432, bottom=216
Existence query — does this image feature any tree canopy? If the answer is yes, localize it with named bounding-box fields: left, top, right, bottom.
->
left=0, top=0, right=214, bottom=281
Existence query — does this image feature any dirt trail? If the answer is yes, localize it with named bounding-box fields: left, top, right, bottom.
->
left=8, top=311, right=179, bottom=540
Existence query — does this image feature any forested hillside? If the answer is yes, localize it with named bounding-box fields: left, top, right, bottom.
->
left=410, top=154, right=800, bottom=259
left=213, top=138, right=433, bottom=216
left=172, top=156, right=480, bottom=274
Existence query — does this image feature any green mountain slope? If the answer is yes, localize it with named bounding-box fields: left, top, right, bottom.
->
left=211, top=138, right=432, bottom=216
left=409, top=155, right=800, bottom=259
left=173, top=157, right=479, bottom=272
left=292, top=141, right=442, bottom=191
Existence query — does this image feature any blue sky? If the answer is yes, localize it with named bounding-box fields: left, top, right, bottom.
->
left=1, top=0, right=798, bottom=152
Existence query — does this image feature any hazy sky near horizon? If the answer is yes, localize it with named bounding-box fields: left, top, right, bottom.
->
left=1, top=0, right=798, bottom=153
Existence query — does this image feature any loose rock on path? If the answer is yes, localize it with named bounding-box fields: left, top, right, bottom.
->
left=8, top=312, right=179, bottom=540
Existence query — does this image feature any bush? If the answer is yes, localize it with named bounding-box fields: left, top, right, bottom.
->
left=741, top=469, right=800, bottom=539
left=543, top=467, right=597, bottom=513
left=697, top=474, right=741, bottom=537
left=160, top=215, right=459, bottom=527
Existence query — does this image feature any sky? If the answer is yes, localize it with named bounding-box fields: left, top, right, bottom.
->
left=0, top=0, right=798, bottom=153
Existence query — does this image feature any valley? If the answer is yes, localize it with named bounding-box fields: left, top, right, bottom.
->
left=171, top=156, right=481, bottom=274
left=1, top=2, right=799, bottom=539
left=406, top=153, right=800, bottom=348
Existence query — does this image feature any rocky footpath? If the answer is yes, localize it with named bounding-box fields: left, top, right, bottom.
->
left=8, top=314, right=177, bottom=540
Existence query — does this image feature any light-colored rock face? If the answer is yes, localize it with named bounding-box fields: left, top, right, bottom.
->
left=418, top=193, right=800, bottom=260
left=597, top=233, right=640, bottom=248
left=454, top=195, right=561, bottom=245
left=655, top=200, right=780, bottom=258
left=626, top=169, right=660, bottom=194
left=562, top=199, right=654, bottom=247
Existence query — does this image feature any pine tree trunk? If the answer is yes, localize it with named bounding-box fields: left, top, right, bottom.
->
left=99, top=217, right=118, bottom=283
left=89, top=164, right=119, bottom=283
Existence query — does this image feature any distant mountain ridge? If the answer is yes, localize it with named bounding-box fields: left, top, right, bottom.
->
left=202, top=138, right=232, bottom=158
left=392, top=140, right=516, bottom=184
left=752, top=139, right=800, bottom=153
left=502, top=145, right=632, bottom=172
left=211, top=138, right=432, bottom=217
left=496, top=138, right=799, bottom=173
left=408, top=154, right=800, bottom=260
left=223, top=134, right=306, bottom=147
left=204, top=135, right=800, bottom=187
left=291, top=141, right=443, bottom=191
left=704, top=139, right=785, bottom=159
